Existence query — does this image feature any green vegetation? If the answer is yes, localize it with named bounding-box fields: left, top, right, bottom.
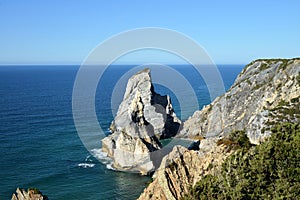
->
left=246, top=78, right=251, bottom=86
left=240, top=58, right=296, bottom=75
left=252, top=83, right=264, bottom=91
left=208, top=105, right=212, bottom=112
left=278, top=99, right=289, bottom=107
left=216, top=130, right=251, bottom=151
left=297, top=72, right=300, bottom=84
left=277, top=59, right=289, bottom=71
left=259, top=62, right=270, bottom=71
left=183, top=123, right=300, bottom=200
left=291, top=97, right=299, bottom=103
left=268, top=97, right=300, bottom=122
left=28, top=188, right=40, bottom=194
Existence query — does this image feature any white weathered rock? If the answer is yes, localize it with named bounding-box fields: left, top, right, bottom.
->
left=178, top=58, right=300, bottom=144
left=101, top=68, right=181, bottom=174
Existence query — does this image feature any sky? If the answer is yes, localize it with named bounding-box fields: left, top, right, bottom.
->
left=0, top=0, right=299, bottom=64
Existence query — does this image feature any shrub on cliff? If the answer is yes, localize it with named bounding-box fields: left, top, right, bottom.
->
left=183, top=123, right=300, bottom=200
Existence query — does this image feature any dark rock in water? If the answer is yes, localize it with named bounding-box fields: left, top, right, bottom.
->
left=101, top=68, right=181, bottom=175
left=12, top=188, right=48, bottom=200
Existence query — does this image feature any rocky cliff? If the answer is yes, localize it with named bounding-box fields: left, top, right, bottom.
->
left=138, top=58, right=300, bottom=199
left=11, top=188, right=48, bottom=200
left=179, top=58, right=300, bottom=144
left=101, top=68, right=181, bottom=175
left=138, top=138, right=233, bottom=200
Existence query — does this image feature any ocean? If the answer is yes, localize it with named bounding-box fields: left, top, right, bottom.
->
left=0, top=64, right=243, bottom=200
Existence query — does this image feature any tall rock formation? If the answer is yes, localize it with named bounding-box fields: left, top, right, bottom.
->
left=139, top=58, right=300, bottom=199
left=101, top=68, right=181, bottom=175
left=179, top=58, right=300, bottom=144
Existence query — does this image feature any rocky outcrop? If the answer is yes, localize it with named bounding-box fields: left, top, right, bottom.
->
left=138, top=138, right=233, bottom=200
left=12, top=188, right=48, bottom=200
left=102, top=68, right=181, bottom=174
left=138, top=58, right=300, bottom=199
left=178, top=58, right=300, bottom=144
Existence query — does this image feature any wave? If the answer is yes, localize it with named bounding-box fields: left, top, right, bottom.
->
left=77, top=163, right=95, bottom=168
left=91, top=148, right=115, bottom=170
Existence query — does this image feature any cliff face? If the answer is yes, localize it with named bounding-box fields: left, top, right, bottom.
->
left=138, top=139, right=233, bottom=200
left=138, top=58, right=300, bottom=199
left=101, top=68, right=181, bottom=175
left=179, top=58, right=300, bottom=144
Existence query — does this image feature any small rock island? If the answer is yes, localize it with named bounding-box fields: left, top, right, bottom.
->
left=12, top=188, right=48, bottom=200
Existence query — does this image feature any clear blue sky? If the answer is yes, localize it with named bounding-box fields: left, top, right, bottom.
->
left=0, top=0, right=299, bottom=64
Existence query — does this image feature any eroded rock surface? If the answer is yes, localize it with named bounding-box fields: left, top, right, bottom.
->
left=179, top=58, right=300, bottom=144
left=102, top=68, right=181, bottom=174
left=138, top=138, right=233, bottom=200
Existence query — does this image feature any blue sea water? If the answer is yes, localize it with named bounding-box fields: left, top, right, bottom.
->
left=0, top=64, right=243, bottom=200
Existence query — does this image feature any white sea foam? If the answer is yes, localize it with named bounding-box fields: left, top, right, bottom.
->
left=85, top=155, right=93, bottom=162
left=106, top=163, right=116, bottom=171
left=78, top=163, right=95, bottom=168
left=91, top=148, right=115, bottom=170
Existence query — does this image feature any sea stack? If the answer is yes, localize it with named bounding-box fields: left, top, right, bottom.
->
left=101, top=68, right=181, bottom=175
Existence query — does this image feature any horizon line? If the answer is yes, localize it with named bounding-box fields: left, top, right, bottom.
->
left=0, top=63, right=246, bottom=66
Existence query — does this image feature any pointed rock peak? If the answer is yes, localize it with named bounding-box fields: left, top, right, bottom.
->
left=136, top=68, right=151, bottom=75
left=123, top=68, right=152, bottom=101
